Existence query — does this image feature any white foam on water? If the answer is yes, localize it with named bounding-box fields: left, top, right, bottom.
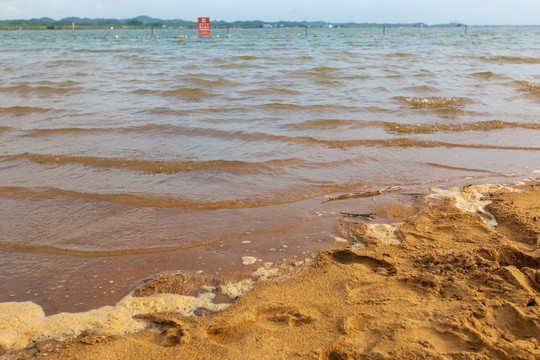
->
left=241, top=256, right=258, bottom=265
left=0, top=292, right=229, bottom=351
left=252, top=267, right=279, bottom=280
left=426, top=184, right=518, bottom=228
left=219, top=279, right=255, bottom=299
left=364, top=223, right=402, bottom=244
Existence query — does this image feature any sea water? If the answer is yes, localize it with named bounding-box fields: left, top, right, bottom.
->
left=1, top=26, right=540, bottom=314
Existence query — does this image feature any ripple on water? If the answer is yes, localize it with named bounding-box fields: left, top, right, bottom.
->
left=395, top=96, right=470, bottom=109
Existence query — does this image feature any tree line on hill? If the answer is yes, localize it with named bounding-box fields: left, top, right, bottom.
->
left=0, top=15, right=437, bottom=30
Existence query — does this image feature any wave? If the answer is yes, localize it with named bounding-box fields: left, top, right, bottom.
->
left=0, top=106, right=57, bottom=116
left=7, top=153, right=304, bottom=174
left=405, top=85, right=440, bottom=93
left=180, top=77, right=241, bottom=87
left=217, top=63, right=264, bottom=69
left=365, top=106, right=390, bottom=113
left=0, top=232, right=235, bottom=256
left=131, top=88, right=158, bottom=95
left=73, top=49, right=132, bottom=53
left=0, top=185, right=315, bottom=210
left=480, top=56, right=540, bottom=64
left=283, top=119, right=357, bottom=130
left=259, top=103, right=356, bottom=112
left=312, top=66, right=341, bottom=73
left=139, top=108, right=194, bottom=116
left=240, top=88, right=302, bottom=96
left=387, top=69, right=433, bottom=78
left=384, top=120, right=540, bottom=134
left=47, top=59, right=87, bottom=67
left=386, top=53, right=415, bottom=58
left=161, top=88, right=218, bottom=98
left=312, top=138, right=540, bottom=150
left=37, top=80, right=80, bottom=87
left=20, top=127, right=101, bottom=137
left=289, top=67, right=341, bottom=81
left=15, top=124, right=540, bottom=151
left=17, top=124, right=303, bottom=143
left=0, top=218, right=318, bottom=255
left=315, top=79, right=345, bottom=87
left=0, top=85, right=81, bottom=95
left=131, top=87, right=219, bottom=101
left=395, top=96, right=469, bottom=109
left=470, top=71, right=500, bottom=79
left=230, top=55, right=261, bottom=61
left=422, top=162, right=500, bottom=174
left=20, top=124, right=253, bottom=138
left=516, top=80, right=540, bottom=92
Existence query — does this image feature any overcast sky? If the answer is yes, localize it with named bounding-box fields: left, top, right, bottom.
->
left=1, top=0, right=539, bottom=25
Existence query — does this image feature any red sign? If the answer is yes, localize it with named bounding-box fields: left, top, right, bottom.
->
left=198, top=17, right=210, bottom=36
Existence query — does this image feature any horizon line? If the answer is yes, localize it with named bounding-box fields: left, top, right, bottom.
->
left=0, top=16, right=539, bottom=27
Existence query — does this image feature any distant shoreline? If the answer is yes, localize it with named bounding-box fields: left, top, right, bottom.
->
left=3, top=16, right=538, bottom=31
left=1, top=24, right=539, bottom=31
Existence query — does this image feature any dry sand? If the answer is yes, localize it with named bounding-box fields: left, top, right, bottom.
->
left=3, top=181, right=540, bottom=359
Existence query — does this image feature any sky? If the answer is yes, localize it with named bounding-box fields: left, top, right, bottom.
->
left=1, top=0, right=539, bottom=25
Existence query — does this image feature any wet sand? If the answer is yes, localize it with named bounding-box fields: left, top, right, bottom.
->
left=2, top=180, right=540, bottom=359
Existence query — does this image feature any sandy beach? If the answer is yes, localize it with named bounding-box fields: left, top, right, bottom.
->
left=2, top=180, right=539, bottom=359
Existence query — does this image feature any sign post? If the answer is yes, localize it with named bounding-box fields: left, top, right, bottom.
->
left=198, top=17, right=210, bottom=36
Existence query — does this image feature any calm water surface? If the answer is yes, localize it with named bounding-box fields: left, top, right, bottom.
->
left=1, top=27, right=540, bottom=313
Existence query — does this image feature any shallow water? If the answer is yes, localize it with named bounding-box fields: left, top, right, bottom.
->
left=1, top=26, right=539, bottom=314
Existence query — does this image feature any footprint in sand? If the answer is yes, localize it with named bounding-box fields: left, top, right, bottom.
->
left=326, top=314, right=469, bottom=358
left=206, top=305, right=316, bottom=344
left=331, top=249, right=397, bottom=275
left=256, top=305, right=315, bottom=330
left=136, top=313, right=188, bottom=348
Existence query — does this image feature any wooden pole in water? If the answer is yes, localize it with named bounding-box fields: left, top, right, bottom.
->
left=227, top=26, right=229, bottom=35
left=383, top=25, right=386, bottom=36
left=72, top=21, right=75, bottom=35
left=464, top=25, right=468, bottom=36
left=151, top=26, right=154, bottom=36
left=305, top=26, right=307, bottom=36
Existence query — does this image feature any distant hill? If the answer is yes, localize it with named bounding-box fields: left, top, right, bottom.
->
left=0, top=16, right=431, bottom=29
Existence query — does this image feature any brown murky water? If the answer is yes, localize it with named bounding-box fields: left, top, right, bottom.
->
left=1, top=27, right=539, bottom=314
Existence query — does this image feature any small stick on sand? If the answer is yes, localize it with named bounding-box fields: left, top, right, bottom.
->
left=322, top=185, right=401, bottom=203
left=340, top=212, right=375, bottom=220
